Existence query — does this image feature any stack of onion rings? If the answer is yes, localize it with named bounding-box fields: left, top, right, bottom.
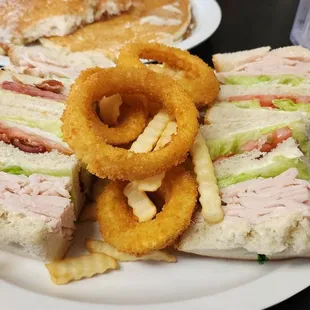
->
left=117, top=43, right=219, bottom=108
left=97, top=166, right=198, bottom=255
left=62, top=67, right=198, bottom=181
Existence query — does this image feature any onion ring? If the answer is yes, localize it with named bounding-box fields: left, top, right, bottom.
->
left=62, top=67, right=198, bottom=181
left=117, top=43, right=220, bottom=108
left=97, top=166, right=198, bottom=255
left=70, top=68, right=149, bottom=145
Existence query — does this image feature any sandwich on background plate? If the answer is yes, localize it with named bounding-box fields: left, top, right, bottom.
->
left=6, top=45, right=115, bottom=79
left=177, top=46, right=310, bottom=261
left=40, top=0, right=193, bottom=57
left=0, top=69, right=91, bottom=261
left=0, top=0, right=132, bottom=45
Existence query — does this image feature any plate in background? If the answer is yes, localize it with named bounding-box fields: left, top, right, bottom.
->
left=0, top=0, right=221, bottom=67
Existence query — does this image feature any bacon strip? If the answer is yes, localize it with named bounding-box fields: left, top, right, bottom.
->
left=1, top=81, right=66, bottom=102
left=0, top=121, right=72, bottom=155
left=35, top=80, right=64, bottom=93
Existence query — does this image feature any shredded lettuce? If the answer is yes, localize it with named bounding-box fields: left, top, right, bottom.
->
left=217, top=157, right=310, bottom=188
left=0, top=116, right=63, bottom=138
left=233, top=100, right=261, bottom=109
left=206, top=121, right=309, bottom=160
left=273, top=99, right=310, bottom=112
left=0, top=165, right=72, bottom=177
left=225, top=74, right=304, bottom=86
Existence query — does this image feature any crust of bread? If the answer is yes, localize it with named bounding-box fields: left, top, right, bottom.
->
left=0, top=0, right=132, bottom=44
left=40, top=0, right=192, bottom=55
left=217, top=84, right=310, bottom=101
left=212, top=46, right=271, bottom=72
left=177, top=210, right=310, bottom=260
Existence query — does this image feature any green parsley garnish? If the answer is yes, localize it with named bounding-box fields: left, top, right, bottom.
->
left=257, top=254, right=269, bottom=265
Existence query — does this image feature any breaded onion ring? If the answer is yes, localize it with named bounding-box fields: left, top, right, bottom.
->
left=97, top=167, right=198, bottom=255
left=62, top=67, right=198, bottom=181
left=117, top=43, right=219, bottom=108
left=70, top=68, right=148, bottom=145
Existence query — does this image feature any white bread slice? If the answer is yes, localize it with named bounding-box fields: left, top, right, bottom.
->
left=212, top=47, right=271, bottom=72
left=0, top=88, right=64, bottom=115
left=205, top=100, right=307, bottom=126
left=202, top=107, right=304, bottom=140
left=269, top=45, right=310, bottom=59
left=8, top=45, right=115, bottom=79
left=0, top=207, right=71, bottom=262
left=177, top=210, right=310, bottom=260
left=217, top=84, right=310, bottom=101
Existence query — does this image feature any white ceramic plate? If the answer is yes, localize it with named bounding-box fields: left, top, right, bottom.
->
left=177, top=0, right=222, bottom=50
left=0, top=0, right=221, bottom=67
left=3, top=1, right=309, bottom=309
left=1, top=220, right=310, bottom=310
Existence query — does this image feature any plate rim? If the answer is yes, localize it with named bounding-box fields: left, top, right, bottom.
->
left=2, top=1, right=310, bottom=309
left=1, top=259, right=310, bottom=310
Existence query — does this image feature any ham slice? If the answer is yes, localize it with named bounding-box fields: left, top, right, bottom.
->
left=221, top=168, right=310, bottom=222
left=1, top=81, right=66, bottom=101
left=0, top=120, right=72, bottom=155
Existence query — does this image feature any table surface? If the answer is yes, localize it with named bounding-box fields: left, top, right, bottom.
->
left=190, top=0, right=309, bottom=309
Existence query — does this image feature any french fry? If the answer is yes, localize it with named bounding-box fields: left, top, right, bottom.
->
left=137, top=172, right=165, bottom=192
left=79, top=202, right=97, bottom=222
left=124, top=109, right=170, bottom=221
left=130, top=108, right=170, bottom=153
left=137, top=121, right=177, bottom=192
left=154, top=121, right=177, bottom=150
left=98, top=93, right=123, bottom=126
left=45, top=253, right=118, bottom=285
left=86, top=239, right=177, bottom=263
left=124, top=182, right=157, bottom=222
left=190, top=131, right=224, bottom=224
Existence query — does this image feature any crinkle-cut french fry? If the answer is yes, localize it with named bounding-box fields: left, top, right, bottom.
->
left=154, top=121, right=177, bottom=150
left=137, top=121, right=177, bottom=192
left=45, top=253, right=118, bottom=285
left=130, top=108, right=169, bottom=153
left=124, top=181, right=157, bottom=222
left=98, top=93, right=123, bottom=126
left=86, top=239, right=177, bottom=263
left=190, top=131, right=224, bottom=224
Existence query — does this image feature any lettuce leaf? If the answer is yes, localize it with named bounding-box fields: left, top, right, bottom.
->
left=218, top=157, right=310, bottom=188
left=206, top=121, right=309, bottom=159
left=273, top=99, right=310, bottom=112
left=0, top=165, right=72, bottom=177
left=225, top=75, right=270, bottom=85
left=225, top=74, right=304, bottom=86
left=233, top=99, right=261, bottom=109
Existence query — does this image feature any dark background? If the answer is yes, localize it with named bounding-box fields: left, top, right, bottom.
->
left=190, top=0, right=309, bottom=309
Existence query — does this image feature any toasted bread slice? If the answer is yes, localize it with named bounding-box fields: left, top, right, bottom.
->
left=0, top=0, right=132, bottom=45
left=41, top=0, right=192, bottom=55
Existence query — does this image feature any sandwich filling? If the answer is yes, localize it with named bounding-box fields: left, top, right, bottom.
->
left=0, top=172, right=76, bottom=239
left=0, top=120, right=72, bottom=155
left=0, top=80, right=66, bottom=102
left=222, top=168, right=310, bottom=222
